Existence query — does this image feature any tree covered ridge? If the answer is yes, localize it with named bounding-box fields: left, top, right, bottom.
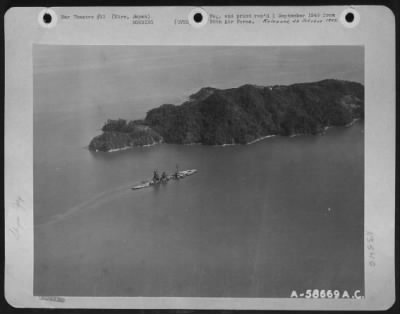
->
left=89, top=122, right=163, bottom=151
left=145, top=79, right=364, bottom=145
left=89, top=79, right=364, bottom=151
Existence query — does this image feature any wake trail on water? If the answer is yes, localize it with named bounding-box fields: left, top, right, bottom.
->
left=37, top=181, right=140, bottom=227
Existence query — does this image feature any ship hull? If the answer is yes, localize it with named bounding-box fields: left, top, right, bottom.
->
left=131, top=169, right=197, bottom=190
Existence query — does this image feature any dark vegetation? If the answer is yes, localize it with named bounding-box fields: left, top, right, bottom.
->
left=89, top=121, right=162, bottom=151
left=89, top=79, right=364, bottom=151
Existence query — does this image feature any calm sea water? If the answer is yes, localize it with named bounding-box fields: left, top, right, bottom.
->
left=34, top=109, right=364, bottom=297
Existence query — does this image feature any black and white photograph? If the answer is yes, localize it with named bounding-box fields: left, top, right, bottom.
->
left=4, top=5, right=395, bottom=310
left=33, top=45, right=365, bottom=298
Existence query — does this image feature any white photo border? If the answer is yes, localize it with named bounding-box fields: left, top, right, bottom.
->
left=4, top=5, right=396, bottom=310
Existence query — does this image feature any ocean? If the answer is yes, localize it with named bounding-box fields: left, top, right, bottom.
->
left=34, top=107, right=364, bottom=297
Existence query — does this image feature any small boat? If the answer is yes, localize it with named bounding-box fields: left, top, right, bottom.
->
left=131, top=169, right=197, bottom=190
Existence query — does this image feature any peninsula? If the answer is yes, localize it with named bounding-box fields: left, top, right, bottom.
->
left=89, top=79, right=364, bottom=152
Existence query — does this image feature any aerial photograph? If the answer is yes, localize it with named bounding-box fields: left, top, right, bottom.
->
left=34, top=45, right=364, bottom=298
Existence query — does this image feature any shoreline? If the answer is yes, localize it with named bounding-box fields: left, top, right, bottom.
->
left=247, top=134, right=277, bottom=145
left=290, top=118, right=361, bottom=138
left=289, top=133, right=305, bottom=138
left=345, top=118, right=360, bottom=128
left=95, top=119, right=362, bottom=152
left=96, top=141, right=161, bottom=153
left=105, top=146, right=132, bottom=153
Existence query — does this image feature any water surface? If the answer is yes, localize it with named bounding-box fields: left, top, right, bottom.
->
left=34, top=109, right=364, bottom=297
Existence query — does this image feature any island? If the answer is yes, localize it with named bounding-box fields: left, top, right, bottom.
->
left=89, top=79, right=364, bottom=152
